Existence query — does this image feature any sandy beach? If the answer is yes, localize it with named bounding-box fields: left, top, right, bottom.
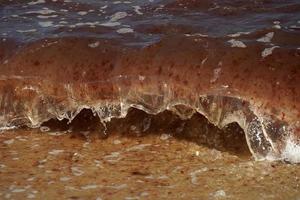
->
left=1, top=126, right=300, bottom=200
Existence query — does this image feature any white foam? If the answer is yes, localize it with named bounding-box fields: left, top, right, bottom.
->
left=190, top=167, right=208, bottom=185
left=40, top=126, right=50, bottom=132
left=11, top=188, right=26, bottom=193
left=133, top=6, right=143, bottom=15
left=3, top=139, right=14, bottom=145
left=81, top=184, right=99, bottom=190
left=282, top=138, right=300, bottom=163
left=201, top=57, right=208, bottom=66
left=88, top=41, right=100, bottom=48
left=60, top=177, right=71, bottom=182
left=273, top=21, right=281, bottom=29
left=100, top=22, right=120, bottom=27
left=227, top=31, right=250, bottom=37
left=126, top=144, right=151, bottom=151
left=47, top=131, right=66, bottom=136
left=227, top=39, right=247, bottom=48
left=27, top=194, right=35, bottom=199
left=16, top=29, right=37, bottom=33
left=257, top=32, right=274, bottom=43
left=213, top=190, right=226, bottom=198
left=26, top=9, right=56, bottom=15
left=37, top=15, right=58, bottom=19
left=110, top=12, right=128, bottom=22
left=73, top=22, right=99, bottom=27
left=160, top=133, right=171, bottom=140
left=184, top=33, right=208, bottom=37
left=261, top=46, right=279, bottom=58
left=116, top=27, right=134, bottom=34
left=77, top=11, right=88, bottom=16
left=38, top=21, right=53, bottom=27
left=48, top=149, right=64, bottom=155
left=28, top=0, right=45, bottom=5
left=0, top=164, right=6, bottom=168
left=106, top=184, right=127, bottom=190
left=210, top=67, right=222, bottom=83
left=103, top=152, right=121, bottom=162
left=138, top=75, right=145, bottom=81
left=71, top=166, right=84, bottom=176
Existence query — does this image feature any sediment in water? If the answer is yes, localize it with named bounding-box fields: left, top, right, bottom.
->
left=0, top=36, right=299, bottom=162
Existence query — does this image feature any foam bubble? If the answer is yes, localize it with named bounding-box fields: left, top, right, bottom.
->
left=81, top=184, right=99, bottom=190
left=210, top=67, right=222, bottom=83
left=37, top=15, right=58, bottom=19
left=26, top=9, right=56, bottom=15
left=100, top=22, right=120, bottom=27
left=213, top=190, right=226, bottom=198
left=282, top=138, right=300, bottom=163
left=38, top=21, right=53, bottom=27
left=110, top=12, right=128, bottom=22
left=16, top=29, right=37, bottom=33
left=228, top=39, right=247, bottom=48
left=48, top=149, right=64, bottom=155
left=227, top=31, right=250, bottom=37
left=3, top=139, right=14, bottom=145
left=77, top=11, right=88, bottom=16
left=190, top=167, right=208, bottom=185
left=185, top=33, right=208, bottom=37
left=28, top=0, right=45, bottom=5
left=261, top=46, right=279, bottom=58
left=116, top=27, right=134, bottom=34
left=133, top=6, right=143, bottom=15
left=257, top=32, right=274, bottom=43
left=88, top=41, right=100, bottom=48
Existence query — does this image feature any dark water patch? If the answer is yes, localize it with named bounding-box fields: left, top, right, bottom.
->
left=41, top=107, right=251, bottom=158
left=0, top=1, right=300, bottom=163
left=1, top=0, right=300, bottom=44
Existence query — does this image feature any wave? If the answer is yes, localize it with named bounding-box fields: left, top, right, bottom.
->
left=0, top=35, right=300, bottom=163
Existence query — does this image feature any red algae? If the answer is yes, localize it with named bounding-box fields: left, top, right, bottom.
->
left=0, top=0, right=300, bottom=163
left=0, top=36, right=299, bottom=162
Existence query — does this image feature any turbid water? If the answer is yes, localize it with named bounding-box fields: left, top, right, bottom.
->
left=0, top=108, right=300, bottom=199
left=1, top=128, right=300, bottom=200
left=1, top=0, right=300, bottom=161
left=0, top=0, right=300, bottom=198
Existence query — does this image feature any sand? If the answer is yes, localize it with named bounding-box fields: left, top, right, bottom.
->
left=1, top=129, right=300, bottom=200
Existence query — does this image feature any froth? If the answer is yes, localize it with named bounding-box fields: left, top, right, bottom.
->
left=282, top=138, right=300, bottom=163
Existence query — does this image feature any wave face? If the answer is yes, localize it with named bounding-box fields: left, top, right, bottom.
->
left=0, top=0, right=300, bottom=162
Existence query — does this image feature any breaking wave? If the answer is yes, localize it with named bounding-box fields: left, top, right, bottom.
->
left=0, top=74, right=299, bottom=163
left=1, top=0, right=300, bottom=163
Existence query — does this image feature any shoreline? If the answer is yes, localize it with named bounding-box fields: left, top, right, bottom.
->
left=1, top=129, right=300, bottom=199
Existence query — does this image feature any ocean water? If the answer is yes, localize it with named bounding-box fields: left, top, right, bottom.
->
left=0, top=0, right=300, bottom=161
left=0, top=0, right=300, bottom=199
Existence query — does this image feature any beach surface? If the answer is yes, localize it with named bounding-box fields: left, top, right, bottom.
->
left=1, top=127, right=300, bottom=200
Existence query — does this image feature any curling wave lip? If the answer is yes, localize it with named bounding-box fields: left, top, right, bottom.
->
left=0, top=0, right=300, bottom=163
left=0, top=36, right=299, bottom=162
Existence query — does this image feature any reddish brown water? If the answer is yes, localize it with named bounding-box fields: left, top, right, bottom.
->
left=1, top=128, right=300, bottom=200
left=0, top=1, right=300, bottom=198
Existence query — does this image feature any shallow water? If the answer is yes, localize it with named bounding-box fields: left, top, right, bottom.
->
left=1, top=129, right=300, bottom=200
left=1, top=0, right=300, bottom=46
left=1, top=0, right=300, bottom=154
left=0, top=1, right=300, bottom=194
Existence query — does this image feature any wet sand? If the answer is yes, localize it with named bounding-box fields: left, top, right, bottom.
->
left=1, top=1, right=300, bottom=198
left=1, top=1, right=300, bottom=162
left=1, top=129, right=300, bottom=200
